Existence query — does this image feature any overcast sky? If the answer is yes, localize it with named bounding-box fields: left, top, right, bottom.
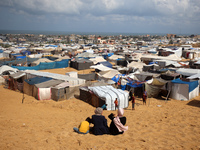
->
left=0, top=0, right=200, bottom=34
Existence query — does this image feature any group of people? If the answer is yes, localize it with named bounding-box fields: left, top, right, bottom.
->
left=73, top=107, right=128, bottom=136
left=129, top=89, right=148, bottom=110
left=73, top=89, right=148, bottom=135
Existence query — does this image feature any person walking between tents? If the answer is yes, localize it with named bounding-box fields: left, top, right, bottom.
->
left=132, top=94, right=135, bottom=110
left=142, top=90, right=147, bottom=105
left=114, top=98, right=119, bottom=110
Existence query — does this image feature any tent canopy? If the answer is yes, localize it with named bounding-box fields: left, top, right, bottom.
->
left=88, top=86, right=129, bottom=110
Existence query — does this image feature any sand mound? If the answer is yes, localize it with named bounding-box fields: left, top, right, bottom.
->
left=1, top=68, right=200, bottom=149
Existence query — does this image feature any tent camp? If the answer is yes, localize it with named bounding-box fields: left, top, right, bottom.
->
left=80, top=86, right=129, bottom=110
left=169, top=78, right=199, bottom=101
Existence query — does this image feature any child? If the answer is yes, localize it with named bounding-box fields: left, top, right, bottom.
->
left=73, top=117, right=91, bottom=134
left=114, top=98, right=119, bottom=110
left=101, top=104, right=107, bottom=110
left=142, top=90, right=147, bottom=105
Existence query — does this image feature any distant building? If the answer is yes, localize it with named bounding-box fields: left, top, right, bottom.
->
left=85, top=39, right=94, bottom=44
left=88, top=35, right=95, bottom=40
left=167, top=34, right=177, bottom=39
left=69, top=34, right=76, bottom=42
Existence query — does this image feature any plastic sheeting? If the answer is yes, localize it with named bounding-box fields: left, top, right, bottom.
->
left=171, top=78, right=198, bottom=92
left=170, top=83, right=199, bottom=101
left=38, top=88, right=51, bottom=100
left=12, top=59, right=69, bottom=70
left=97, top=70, right=120, bottom=79
left=23, top=70, right=85, bottom=87
left=169, top=78, right=199, bottom=100
left=0, top=65, right=18, bottom=75
left=90, top=64, right=113, bottom=72
left=88, top=86, right=129, bottom=110
left=97, top=61, right=113, bottom=68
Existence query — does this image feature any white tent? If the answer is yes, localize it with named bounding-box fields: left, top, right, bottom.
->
left=176, top=68, right=200, bottom=76
left=89, top=57, right=106, bottom=64
left=90, top=64, right=113, bottom=72
left=75, top=52, right=96, bottom=58
left=141, top=54, right=182, bottom=61
left=0, top=65, right=18, bottom=75
left=97, top=70, right=120, bottom=79
left=88, top=86, right=129, bottom=110
left=127, top=61, right=146, bottom=71
left=108, top=55, right=125, bottom=60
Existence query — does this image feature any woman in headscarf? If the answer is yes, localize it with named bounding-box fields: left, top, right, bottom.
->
left=91, top=107, right=110, bottom=135
left=108, top=108, right=128, bottom=135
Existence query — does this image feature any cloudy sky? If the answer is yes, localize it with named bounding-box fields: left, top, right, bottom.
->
left=0, top=0, right=200, bottom=34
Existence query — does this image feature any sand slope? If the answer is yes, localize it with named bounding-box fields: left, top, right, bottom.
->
left=0, top=68, right=200, bottom=149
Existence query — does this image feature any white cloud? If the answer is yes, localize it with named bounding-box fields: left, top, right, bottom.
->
left=0, top=0, right=199, bottom=33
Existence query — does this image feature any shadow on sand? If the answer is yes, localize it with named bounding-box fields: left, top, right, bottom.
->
left=187, top=99, right=200, bottom=108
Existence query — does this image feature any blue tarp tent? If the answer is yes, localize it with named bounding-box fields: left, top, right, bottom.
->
left=126, top=80, right=143, bottom=88
left=171, top=78, right=198, bottom=93
left=21, top=50, right=31, bottom=56
left=12, top=59, right=69, bottom=70
left=102, top=53, right=114, bottom=59
left=23, top=76, right=53, bottom=96
left=11, top=53, right=26, bottom=59
left=170, top=78, right=199, bottom=100
left=24, top=76, right=52, bottom=85
left=111, top=74, right=125, bottom=83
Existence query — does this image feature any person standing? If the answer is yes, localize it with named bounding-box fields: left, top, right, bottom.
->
left=114, top=98, right=119, bottom=110
left=132, top=93, right=135, bottom=110
left=129, top=90, right=133, bottom=101
left=142, top=90, right=147, bottom=105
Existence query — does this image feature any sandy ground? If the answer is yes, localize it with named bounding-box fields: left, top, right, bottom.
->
left=1, top=68, right=200, bottom=150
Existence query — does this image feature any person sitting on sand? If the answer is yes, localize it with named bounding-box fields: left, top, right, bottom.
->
left=108, top=108, right=128, bottom=135
left=91, top=107, right=110, bottom=135
left=73, top=117, right=91, bottom=134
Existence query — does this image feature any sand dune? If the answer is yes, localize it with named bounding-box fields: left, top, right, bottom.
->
left=0, top=68, right=200, bottom=149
